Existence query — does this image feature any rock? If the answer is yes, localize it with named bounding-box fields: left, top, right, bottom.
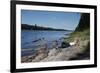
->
left=21, top=56, right=28, bottom=63
left=22, top=39, right=89, bottom=63
left=61, top=42, right=70, bottom=48
left=32, top=53, right=48, bottom=62
left=31, top=47, right=48, bottom=62
left=48, top=48, right=59, bottom=56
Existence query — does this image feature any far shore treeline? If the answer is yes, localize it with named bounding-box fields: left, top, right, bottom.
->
left=21, top=24, right=73, bottom=31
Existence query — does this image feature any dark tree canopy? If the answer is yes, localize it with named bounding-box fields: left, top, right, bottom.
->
left=21, top=24, right=71, bottom=31
left=75, top=13, right=90, bottom=31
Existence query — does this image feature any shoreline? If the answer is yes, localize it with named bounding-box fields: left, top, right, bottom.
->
left=21, top=38, right=90, bottom=63
left=21, top=37, right=64, bottom=57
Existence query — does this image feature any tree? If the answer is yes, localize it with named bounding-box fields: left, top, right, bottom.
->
left=75, top=13, right=90, bottom=31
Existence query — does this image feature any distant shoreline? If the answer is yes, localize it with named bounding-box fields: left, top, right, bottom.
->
left=21, top=24, right=73, bottom=31
left=22, top=29, right=71, bottom=31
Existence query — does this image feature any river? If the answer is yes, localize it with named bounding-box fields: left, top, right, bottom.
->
left=21, top=30, right=72, bottom=56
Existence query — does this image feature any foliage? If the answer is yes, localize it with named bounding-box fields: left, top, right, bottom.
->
left=75, top=13, right=90, bottom=31
left=21, top=24, right=71, bottom=31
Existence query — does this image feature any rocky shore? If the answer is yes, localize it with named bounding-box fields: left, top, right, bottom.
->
left=21, top=39, right=90, bottom=63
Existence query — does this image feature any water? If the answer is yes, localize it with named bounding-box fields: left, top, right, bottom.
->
left=21, top=30, right=72, bottom=56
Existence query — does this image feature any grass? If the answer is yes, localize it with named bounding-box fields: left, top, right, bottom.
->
left=64, top=29, right=90, bottom=43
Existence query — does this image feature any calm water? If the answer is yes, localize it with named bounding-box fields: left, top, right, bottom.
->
left=21, top=30, right=72, bottom=56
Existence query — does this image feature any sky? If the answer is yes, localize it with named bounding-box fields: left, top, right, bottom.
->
left=21, top=10, right=81, bottom=30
